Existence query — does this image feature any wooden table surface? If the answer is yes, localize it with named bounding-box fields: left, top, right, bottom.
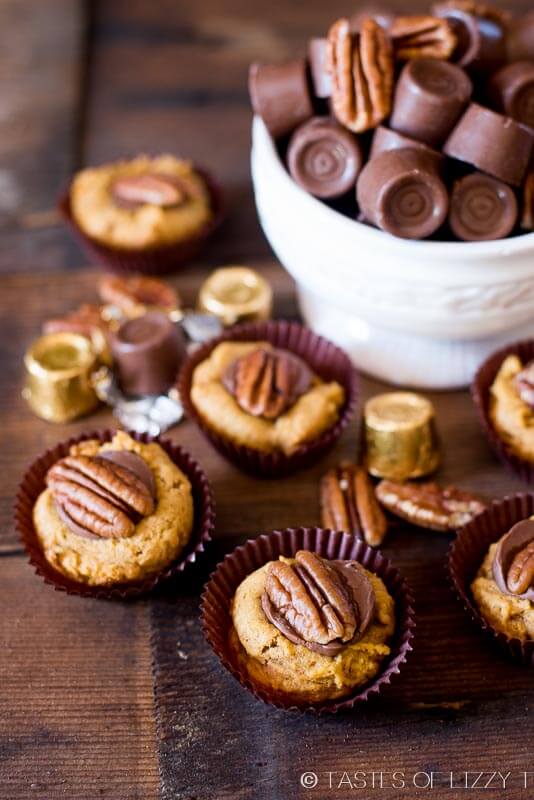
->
left=1, top=2, right=533, bottom=798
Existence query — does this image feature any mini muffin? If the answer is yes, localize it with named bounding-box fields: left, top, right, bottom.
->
left=489, top=354, right=534, bottom=462
left=32, top=431, right=194, bottom=586
left=229, top=549, right=395, bottom=703
left=70, top=155, right=213, bottom=251
left=189, top=341, right=345, bottom=456
left=471, top=518, right=534, bottom=643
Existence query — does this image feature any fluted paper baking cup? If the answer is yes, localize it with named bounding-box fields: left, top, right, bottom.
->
left=58, top=167, right=224, bottom=275
left=201, top=527, right=415, bottom=713
left=472, top=339, right=534, bottom=484
left=449, top=493, right=534, bottom=666
left=177, top=320, right=359, bottom=478
left=14, top=429, right=215, bottom=600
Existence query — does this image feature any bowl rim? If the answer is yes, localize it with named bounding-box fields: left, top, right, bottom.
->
left=252, top=115, right=534, bottom=260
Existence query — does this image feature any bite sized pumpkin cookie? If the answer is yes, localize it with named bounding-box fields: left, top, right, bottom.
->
left=190, top=341, right=345, bottom=455
left=33, top=431, right=194, bottom=586
left=229, top=550, right=395, bottom=703
left=70, top=155, right=213, bottom=250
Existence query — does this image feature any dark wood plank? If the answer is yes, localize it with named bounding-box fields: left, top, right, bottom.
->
left=0, top=557, right=160, bottom=799
left=0, top=0, right=88, bottom=273
left=3, top=0, right=534, bottom=798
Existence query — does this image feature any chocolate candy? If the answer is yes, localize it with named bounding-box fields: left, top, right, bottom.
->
left=506, top=11, right=534, bottom=63
left=432, top=3, right=507, bottom=74
left=287, top=117, right=364, bottom=198
left=487, top=61, right=534, bottom=131
left=370, top=125, right=444, bottom=171
left=444, top=103, right=534, bottom=186
left=390, top=58, right=472, bottom=147
left=308, top=38, right=332, bottom=99
left=356, top=148, right=449, bottom=240
left=249, top=60, right=313, bottom=139
left=448, top=172, right=518, bottom=241
left=111, top=311, right=186, bottom=397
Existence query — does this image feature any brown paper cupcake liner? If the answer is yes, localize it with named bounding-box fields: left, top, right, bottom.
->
left=177, top=320, right=359, bottom=478
left=14, top=429, right=215, bottom=600
left=201, top=527, right=415, bottom=713
left=472, top=338, right=534, bottom=484
left=58, top=167, right=224, bottom=276
left=449, top=493, right=534, bottom=666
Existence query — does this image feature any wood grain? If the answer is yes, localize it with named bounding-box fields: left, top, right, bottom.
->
left=0, top=558, right=159, bottom=799
left=0, top=0, right=87, bottom=273
left=1, top=0, right=534, bottom=798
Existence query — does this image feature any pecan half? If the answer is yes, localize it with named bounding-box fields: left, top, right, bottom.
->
left=521, top=173, right=534, bottom=232
left=262, top=550, right=367, bottom=655
left=222, top=347, right=313, bottom=420
left=327, top=17, right=394, bottom=133
left=507, top=540, right=534, bottom=595
left=110, top=173, right=186, bottom=208
left=390, top=15, right=457, bottom=60
left=47, top=454, right=155, bottom=539
left=98, top=274, right=180, bottom=318
left=43, top=304, right=109, bottom=339
left=320, top=462, right=388, bottom=547
left=375, top=480, right=486, bottom=531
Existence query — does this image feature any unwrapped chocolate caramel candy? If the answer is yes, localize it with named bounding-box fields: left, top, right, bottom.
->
left=111, top=311, right=186, bottom=397
left=390, top=58, right=472, bottom=147
left=444, top=103, right=534, bottom=186
left=522, top=173, right=534, bottom=231
left=308, top=38, right=332, bottom=99
left=432, top=2, right=507, bottom=74
left=370, top=125, right=444, bottom=171
left=449, top=172, right=518, bottom=241
left=487, top=62, right=534, bottom=131
left=249, top=60, right=313, bottom=139
left=287, top=117, right=364, bottom=198
left=507, top=11, right=534, bottom=63
left=356, top=148, right=449, bottom=239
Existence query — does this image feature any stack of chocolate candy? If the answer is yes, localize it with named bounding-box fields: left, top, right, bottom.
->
left=249, top=3, right=534, bottom=242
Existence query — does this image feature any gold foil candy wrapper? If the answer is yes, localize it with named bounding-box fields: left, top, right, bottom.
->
left=23, top=332, right=101, bottom=423
left=364, top=391, right=440, bottom=480
left=197, top=266, right=273, bottom=326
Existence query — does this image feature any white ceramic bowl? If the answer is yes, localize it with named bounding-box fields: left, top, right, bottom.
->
left=251, top=116, right=534, bottom=389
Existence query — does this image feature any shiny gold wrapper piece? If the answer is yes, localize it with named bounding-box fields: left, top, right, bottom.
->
left=23, top=332, right=101, bottom=423
left=363, top=391, right=440, bottom=480
left=197, top=266, right=272, bottom=326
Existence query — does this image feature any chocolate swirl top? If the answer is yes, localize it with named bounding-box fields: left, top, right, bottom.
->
left=261, top=551, right=376, bottom=656
left=448, top=173, right=518, bottom=242
left=493, top=520, right=534, bottom=602
left=287, top=117, right=363, bottom=199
